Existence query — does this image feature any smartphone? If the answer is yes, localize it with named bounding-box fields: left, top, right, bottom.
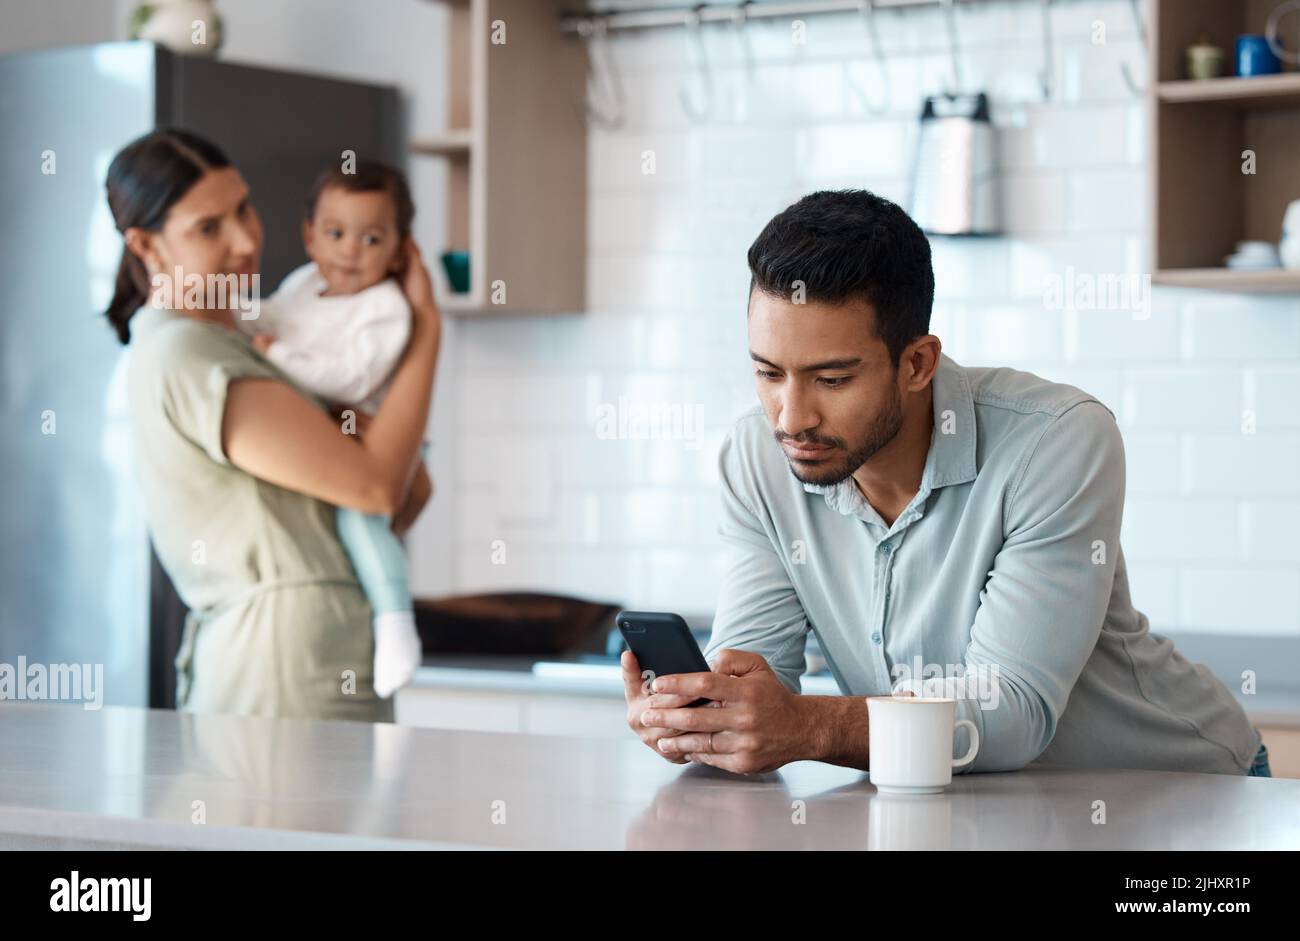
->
left=616, top=610, right=712, bottom=707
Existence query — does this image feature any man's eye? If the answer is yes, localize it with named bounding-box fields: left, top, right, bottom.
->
left=818, top=376, right=851, bottom=387
left=755, top=369, right=781, bottom=381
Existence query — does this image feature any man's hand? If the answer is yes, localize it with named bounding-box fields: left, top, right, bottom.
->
left=638, top=648, right=817, bottom=775
left=622, top=650, right=698, bottom=765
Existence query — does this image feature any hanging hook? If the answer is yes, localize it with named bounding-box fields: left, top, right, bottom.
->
left=848, top=0, right=891, bottom=115
left=1119, top=0, right=1146, bottom=96
left=732, top=1, right=756, bottom=84
left=728, top=1, right=756, bottom=121
left=577, top=18, right=625, bottom=129
left=679, top=6, right=714, bottom=123
left=940, top=0, right=963, bottom=96
left=1039, top=0, right=1053, bottom=101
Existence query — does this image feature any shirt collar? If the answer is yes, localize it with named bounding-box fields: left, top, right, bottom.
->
left=802, top=352, right=977, bottom=517
left=923, top=351, right=978, bottom=490
left=128, top=304, right=176, bottom=340
left=128, top=305, right=249, bottom=344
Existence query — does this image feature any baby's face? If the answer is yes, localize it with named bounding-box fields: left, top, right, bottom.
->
left=303, top=185, right=403, bottom=296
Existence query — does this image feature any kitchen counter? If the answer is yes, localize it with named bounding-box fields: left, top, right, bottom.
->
left=407, top=654, right=1300, bottom=727
left=410, top=654, right=842, bottom=698
left=1, top=703, right=1297, bottom=850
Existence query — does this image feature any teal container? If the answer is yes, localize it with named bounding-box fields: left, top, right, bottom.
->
left=441, top=251, right=470, bottom=294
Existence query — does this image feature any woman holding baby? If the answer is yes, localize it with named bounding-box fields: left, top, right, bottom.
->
left=103, top=127, right=438, bottom=721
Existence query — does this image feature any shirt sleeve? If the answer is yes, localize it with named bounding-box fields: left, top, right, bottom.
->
left=703, top=427, right=811, bottom=693
left=893, top=400, right=1126, bottom=773
left=155, top=324, right=281, bottom=467
left=262, top=285, right=410, bottom=407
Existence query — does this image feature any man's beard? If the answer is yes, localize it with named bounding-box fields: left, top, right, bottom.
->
left=775, top=383, right=905, bottom=487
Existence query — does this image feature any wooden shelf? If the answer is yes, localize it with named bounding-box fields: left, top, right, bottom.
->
left=410, top=129, right=474, bottom=156
left=410, top=0, right=587, bottom=316
left=1149, top=1, right=1300, bottom=293
left=1153, top=267, right=1300, bottom=292
left=438, top=291, right=484, bottom=312
left=1157, top=74, right=1300, bottom=108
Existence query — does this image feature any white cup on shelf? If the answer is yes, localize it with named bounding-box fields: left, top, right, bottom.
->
left=1281, top=199, right=1300, bottom=270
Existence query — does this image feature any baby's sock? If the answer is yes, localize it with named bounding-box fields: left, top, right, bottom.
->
left=372, top=609, right=423, bottom=699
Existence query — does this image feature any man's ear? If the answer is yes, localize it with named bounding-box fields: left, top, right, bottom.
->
left=902, top=336, right=942, bottom=391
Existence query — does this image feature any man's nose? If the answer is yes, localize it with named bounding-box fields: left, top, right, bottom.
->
left=777, top=384, right=819, bottom=438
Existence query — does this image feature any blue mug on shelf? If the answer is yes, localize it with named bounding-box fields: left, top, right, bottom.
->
left=440, top=250, right=470, bottom=294
left=1236, top=34, right=1281, bottom=76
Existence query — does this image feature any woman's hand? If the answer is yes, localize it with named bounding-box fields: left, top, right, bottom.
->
left=391, top=462, right=433, bottom=538
left=398, top=238, right=441, bottom=341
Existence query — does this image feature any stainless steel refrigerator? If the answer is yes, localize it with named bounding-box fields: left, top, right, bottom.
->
left=0, top=41, right=403, bottom=708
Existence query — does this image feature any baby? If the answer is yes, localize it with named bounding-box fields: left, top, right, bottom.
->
left=245, top=161, right=425, bottom=699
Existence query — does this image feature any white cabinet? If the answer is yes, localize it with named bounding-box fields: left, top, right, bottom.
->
left=395, top=684, right=629, bottom=739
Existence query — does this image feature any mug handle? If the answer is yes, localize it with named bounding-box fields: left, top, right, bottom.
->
left=952, top=719, right=979, bottom=770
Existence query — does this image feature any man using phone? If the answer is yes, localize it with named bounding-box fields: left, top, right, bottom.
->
left=623, top=189, right=1266, bottom=778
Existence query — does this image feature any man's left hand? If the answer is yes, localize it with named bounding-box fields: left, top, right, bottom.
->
left=639, top=648, right=815, bottom=774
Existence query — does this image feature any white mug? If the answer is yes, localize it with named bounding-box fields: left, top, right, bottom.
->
left=867, top=792, right=953, bottom=850
left=867, top=696, right=979, bottom=795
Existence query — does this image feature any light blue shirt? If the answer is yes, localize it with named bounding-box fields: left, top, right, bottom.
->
left=704, top=353, right=1261, bottom=775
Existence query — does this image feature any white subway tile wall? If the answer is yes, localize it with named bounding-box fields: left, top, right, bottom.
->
left=432, top=0, right=1300, bottom=639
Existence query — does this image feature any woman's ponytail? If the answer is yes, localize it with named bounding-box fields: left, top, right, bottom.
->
left=102, top=128, right=232, bottom=345
left=106, top=248, right=150, bottom=344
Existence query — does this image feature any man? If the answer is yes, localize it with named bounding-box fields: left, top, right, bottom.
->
left=623, top=189, right=1268, bottom=778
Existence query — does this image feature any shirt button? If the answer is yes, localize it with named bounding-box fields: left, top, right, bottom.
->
left=879, top=542, right=892, bottom=554
left=871, top=632, right=882, bottom=645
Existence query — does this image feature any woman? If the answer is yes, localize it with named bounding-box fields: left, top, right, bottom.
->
left=104, top=128, right=439, bottom=721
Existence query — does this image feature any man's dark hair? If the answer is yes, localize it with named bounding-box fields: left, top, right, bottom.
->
left=747, top=189, right=934, bottom=367
left=305, top=160, right=415, bottom=238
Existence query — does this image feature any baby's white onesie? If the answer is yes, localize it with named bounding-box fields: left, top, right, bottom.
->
left=249, top=261, right=410, bottom=412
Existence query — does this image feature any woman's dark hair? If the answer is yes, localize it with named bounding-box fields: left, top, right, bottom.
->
left=103, top=128, right=231, bottom=344
left=747, top=189, right=935, bottom=368
left=304, top=160, right=415, bottom=239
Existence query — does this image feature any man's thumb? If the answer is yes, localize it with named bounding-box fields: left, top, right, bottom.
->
left=709, top=647, right=767, bottom=676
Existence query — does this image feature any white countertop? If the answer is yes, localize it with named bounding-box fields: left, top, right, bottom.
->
left=410, top=660, right=840, bottom=698
left=1, top=703, right=1297, bottom=850
left=409, top=659, right=1300, bottom=727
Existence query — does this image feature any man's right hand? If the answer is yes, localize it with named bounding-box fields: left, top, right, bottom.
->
left=622, top=650, right=697, bottom=765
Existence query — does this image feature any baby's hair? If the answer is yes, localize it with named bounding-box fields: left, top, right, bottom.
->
left=305, top=160, right=415, bottom=238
